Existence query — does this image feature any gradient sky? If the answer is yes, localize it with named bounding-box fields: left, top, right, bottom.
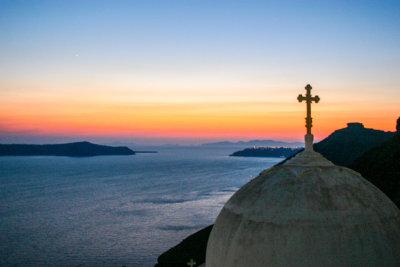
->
left=1, top=0, right=399, bottom=145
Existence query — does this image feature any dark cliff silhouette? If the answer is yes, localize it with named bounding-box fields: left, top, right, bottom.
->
left=0, top=141, right=135, bottom=157
left=350, top=132, right=400, bottom=207
left=313, top=122, right=394, bottom=166
left=397, top=116, right=400, bottom=133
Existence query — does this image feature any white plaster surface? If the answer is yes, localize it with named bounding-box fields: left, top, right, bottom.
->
left=206, top=151, right=400, bottom=267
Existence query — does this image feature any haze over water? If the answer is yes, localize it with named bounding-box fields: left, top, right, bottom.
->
left=0, top=147, right=281, bottom=266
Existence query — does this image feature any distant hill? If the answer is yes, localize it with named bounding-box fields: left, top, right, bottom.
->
left=350, top=133, right=400, bottom=207
left=230, top=147, right=302, bottom=158
left=314, top=123, right=395, bottom=166
left=202, top=139, right=303, bottom=148
left=0, top=141, right=135, bottom=157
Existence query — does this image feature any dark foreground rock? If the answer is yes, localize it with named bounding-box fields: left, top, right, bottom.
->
left=0, top=141, right=135, bottom=157
left=155, top=225, right=213, bottom=267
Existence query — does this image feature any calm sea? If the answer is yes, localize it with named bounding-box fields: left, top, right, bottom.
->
left=0, top=146, right=281, bottom=267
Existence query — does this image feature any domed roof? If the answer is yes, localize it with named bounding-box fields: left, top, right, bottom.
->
left=206, top=150, right=400, bottom=266
left=206, top=84, right=400, bottom=266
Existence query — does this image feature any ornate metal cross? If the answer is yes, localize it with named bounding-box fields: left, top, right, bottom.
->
left=298, top=84, right=320, bottom=151
left=298, top=84, right=320, bottom=134
left=187, top=258, right=196, bottom=267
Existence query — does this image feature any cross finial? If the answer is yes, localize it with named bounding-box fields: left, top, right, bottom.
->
left=297, top=84, right=320, bottom=151
left=187, top=258, right=196, bottom=267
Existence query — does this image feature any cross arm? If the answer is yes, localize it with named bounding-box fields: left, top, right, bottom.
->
left=297, top=94, right=307, bottom=102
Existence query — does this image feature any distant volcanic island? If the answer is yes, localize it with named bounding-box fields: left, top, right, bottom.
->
left=230, top=146, right=302, bottom=158
left=0, top=141, right=137, bottom=157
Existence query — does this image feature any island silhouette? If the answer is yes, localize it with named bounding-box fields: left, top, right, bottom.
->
left=0, top=141, right=135, bottom=157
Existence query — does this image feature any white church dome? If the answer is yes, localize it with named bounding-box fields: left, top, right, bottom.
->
left=206, top=151, right=400, bottom=266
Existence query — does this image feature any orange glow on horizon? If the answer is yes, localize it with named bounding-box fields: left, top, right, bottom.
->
left=1, top=94, right=398, bottom=144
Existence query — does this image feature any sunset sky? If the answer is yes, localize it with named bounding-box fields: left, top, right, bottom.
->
left=1, top=0, right=399, bottom=145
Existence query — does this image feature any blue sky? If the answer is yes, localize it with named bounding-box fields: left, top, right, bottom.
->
left=2, top=0, right=399, bottom=80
